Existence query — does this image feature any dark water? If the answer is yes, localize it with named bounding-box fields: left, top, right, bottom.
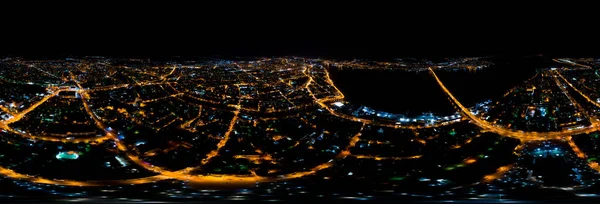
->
left=328, top=56, right=555, bottom=117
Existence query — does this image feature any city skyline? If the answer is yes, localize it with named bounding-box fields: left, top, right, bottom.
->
left=0, top=56, right=598, bottom=202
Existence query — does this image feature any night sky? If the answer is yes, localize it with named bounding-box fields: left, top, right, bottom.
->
left=1, top=5, right=598, bottom=58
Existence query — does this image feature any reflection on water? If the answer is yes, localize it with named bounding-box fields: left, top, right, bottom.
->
left=328, top=56, right=548, bottom=117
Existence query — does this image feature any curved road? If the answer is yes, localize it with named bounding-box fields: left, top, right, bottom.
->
left=429, top=67, right=599, bottom=141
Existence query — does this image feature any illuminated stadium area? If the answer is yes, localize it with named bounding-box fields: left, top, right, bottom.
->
left=55, top=151, right=80, bottom=160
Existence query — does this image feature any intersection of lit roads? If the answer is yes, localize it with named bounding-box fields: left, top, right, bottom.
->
left=0, top=57, right=600, bottom=200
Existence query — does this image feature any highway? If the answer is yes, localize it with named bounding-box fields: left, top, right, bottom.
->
left=429, top=67, right=599, bottom=141
left=304, top=65, right=462, bottom=129
left=200, top=111, right=239, bottom=165
left=553, top=58, right=593, bottom=69
left=0, top=71, right=360, bottom=187
left=552, top=70, right=599, bottom=124
left=0, top=86, right=111, bottom=143
left=4, top=62, right=597, bottom=187
left=554, top=70, right=600, bottom=110
left=0, top=166, right=170, bottom=187
left=1, top=87, right=66, bottom=125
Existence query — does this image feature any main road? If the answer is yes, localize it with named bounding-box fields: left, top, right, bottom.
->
left=429, top=67, right=599, bottom=141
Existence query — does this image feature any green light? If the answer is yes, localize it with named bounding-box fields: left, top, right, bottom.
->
left=239, top=165, right=248, bottom=171
left=389, top=177, right=405, bottom=181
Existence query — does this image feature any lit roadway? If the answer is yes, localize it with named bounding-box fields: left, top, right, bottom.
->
left=0, top=87, right=112, bottom=144
left=5, top=62, right=592, bottom=187
left=429, top=67, right=599, bottom=141
left=0, top=70, right=373, bottom=187
left=305, top=65, right=461, bottom=129
left=553, top=58, right=593, bottom=69
left=1, top=87, right=65, bottom=125
left=554, top=69, right=600, bottom=110
left=552, top=70, right=598, bottom=123
left=551, top=65, right=600, bottom=173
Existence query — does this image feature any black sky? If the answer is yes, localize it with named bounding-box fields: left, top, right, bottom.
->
left=1, top=4, right=598, bottom=59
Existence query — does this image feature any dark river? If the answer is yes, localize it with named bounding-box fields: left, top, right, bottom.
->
left=328, top=56, right=556, bottom=117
